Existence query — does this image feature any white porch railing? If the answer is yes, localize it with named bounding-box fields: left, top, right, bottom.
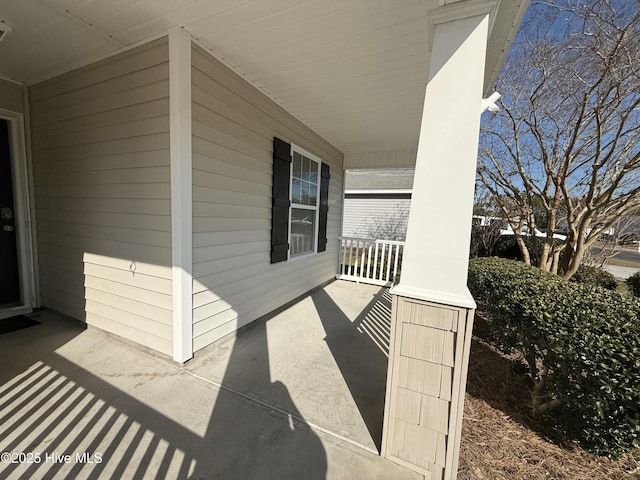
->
left=337, top=237, right=405, bottom=287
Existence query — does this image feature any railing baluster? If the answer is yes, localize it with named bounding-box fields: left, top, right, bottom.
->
left=385, top=242, right=392, bottom=281
left=341, top=238, right=347, bottom=275
left=345, top=238, right=349, bottom=275
left=354, top=240, right=358, bottom=277
left=349, top=240, right=358, bottom=275
left=362, top=243, right=369, bottom=279
left=373, top=242, right=380, bottom=281
left=370, top=242, right=375, bottom=278
left=337, top=237, right=405, bottom=286
left=360, top=242, right=365, bottom=279
left=393, top=244, right=401, bottom=282
left=349, top=238, right=354, bottom=276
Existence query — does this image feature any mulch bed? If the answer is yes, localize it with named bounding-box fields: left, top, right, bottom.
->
left=458, top=315, right=639, bottom=480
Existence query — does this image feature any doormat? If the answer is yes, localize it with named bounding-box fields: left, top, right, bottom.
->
left=0, top=315, right=41, bottom=335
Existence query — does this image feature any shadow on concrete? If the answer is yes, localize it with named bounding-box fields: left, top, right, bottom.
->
left=0, top=310, right=85, bottom=385
left=190, top=319, right=327, bottom=479
left=310, top=287, right=391, bottom=452
left=0, top=353, right=201, bottom=479
left=0, top=280, right=408, bottom=478
left=0, top=310, right=327, bottom=479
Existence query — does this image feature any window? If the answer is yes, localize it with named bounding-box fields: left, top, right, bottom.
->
left=289, top=148, right=320, bottom=258
left=271, top=137, right=329, bottom=264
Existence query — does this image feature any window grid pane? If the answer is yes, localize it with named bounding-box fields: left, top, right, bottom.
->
left=289, top=150, right=320, bottom=258
left=293, top=152, right=302, bottom=177
left=292, top=178, right=301, bottom=204
left=290, top=208, right=316, bottom=257
left=292, top=155, right=318, bottom=207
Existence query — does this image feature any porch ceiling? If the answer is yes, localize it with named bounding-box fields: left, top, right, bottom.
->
left=0, top=0, right=526, bottom=153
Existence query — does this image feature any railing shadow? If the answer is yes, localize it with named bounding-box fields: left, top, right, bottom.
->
left=310, top=286, right=392, bottom=452
left=0, top=312, right=327, bottom=479
left=1, top=281, right=398, bottom=477
left=0, top=352, right=201, bottom=479
left=190, top=319, right=327, bottom=479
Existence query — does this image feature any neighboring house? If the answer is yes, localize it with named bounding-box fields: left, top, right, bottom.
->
left=0, top=1, right=528, bottom=477
left=472, top=215, right=568, bottom=239
left=472, top=215, right=505, bottom=227
left=342, top=169, right=414, bottom=240
left=500, top=224, right=568, bottom=240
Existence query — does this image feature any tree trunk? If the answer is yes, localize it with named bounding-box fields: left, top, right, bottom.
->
left=515, top=235, right=531, bottom=265
left=551, top=250, right=560, bottom=275
left=561, top=245, right=585, bottom=280
left=558, top=239, right=575, bottom=277
left=539, top=241, right=553, bottom=272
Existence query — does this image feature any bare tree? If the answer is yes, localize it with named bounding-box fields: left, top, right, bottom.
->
left=470, top=192, right=507, bottom=258
left=357, top=204, right=409, bottom=241
left=583, top=215, right=640, bottom=267
left=477, top=0, right=640, bottom=279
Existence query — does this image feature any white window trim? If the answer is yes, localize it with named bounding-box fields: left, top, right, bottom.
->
left=288, top=144, right=321, bottom=261
left=0, top=108, right=37, bottom=319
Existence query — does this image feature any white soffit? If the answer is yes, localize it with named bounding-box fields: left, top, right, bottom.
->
left=0, top=0, right=526, bottom=153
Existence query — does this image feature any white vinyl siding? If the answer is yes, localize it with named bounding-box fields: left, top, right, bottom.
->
left=344, top=149, right=417, bottom=169
left=342, top=196, right=411, bottom=240
left=29, top=38, right=173, bottom=355
left=0, top=78, right=25, bottom=113
left=191, top=44, right=343, bottom=351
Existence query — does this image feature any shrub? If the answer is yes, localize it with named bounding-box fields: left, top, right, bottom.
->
left=491, top=234, right=555, bottom=264
left=468, top=257, right=640, bottom=457
left=570, top=265, right=617, bottom=290
left=491, top=235, right=523, bottom=260
left=626, top=271, right=640, bottom=297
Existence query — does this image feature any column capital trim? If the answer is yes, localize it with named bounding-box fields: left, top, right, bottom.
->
left=428, top=0, right=499, bottom=50
left=390, top=284, right=477, bottom=310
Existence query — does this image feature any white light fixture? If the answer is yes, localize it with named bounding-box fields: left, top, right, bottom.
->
left=0, top=21, right=13, bottom=43
left=481, top=91, right=501, bottom=113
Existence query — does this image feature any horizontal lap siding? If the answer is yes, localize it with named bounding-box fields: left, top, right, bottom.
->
left=191, top=44, right=343, bottom=351
left=0, top=79, right=24, bottom=113
left=29, top=38, right=173, bottom=355
left=342, top=197, right=411, bottom=239
left=344, top=149, right=417, bottom=169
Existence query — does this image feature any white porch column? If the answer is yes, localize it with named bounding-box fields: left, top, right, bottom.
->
left=169, top=27, right=193, bottom=363
left=382, top=2, right=496, bottom=479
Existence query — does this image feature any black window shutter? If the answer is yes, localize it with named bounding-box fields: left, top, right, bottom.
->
left=271, top=137, right=291, bottom=263
left=317, top=163, right=330, bottom=252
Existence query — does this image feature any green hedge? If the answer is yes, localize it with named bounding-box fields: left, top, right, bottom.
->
left=491, top=235, right=524, bottom=260
left=570, top=265, right=617, bottom=290
left=468, top=257, right=640, bottom=457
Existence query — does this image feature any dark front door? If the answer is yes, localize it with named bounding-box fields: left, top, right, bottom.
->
left=0, top=119, right=21, bottom=306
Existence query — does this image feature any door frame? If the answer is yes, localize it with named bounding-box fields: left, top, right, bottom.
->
left=0, top=108, right=37, bottom=320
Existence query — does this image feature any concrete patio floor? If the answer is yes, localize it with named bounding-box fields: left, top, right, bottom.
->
left=0, top=280, right=420, bottom=479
